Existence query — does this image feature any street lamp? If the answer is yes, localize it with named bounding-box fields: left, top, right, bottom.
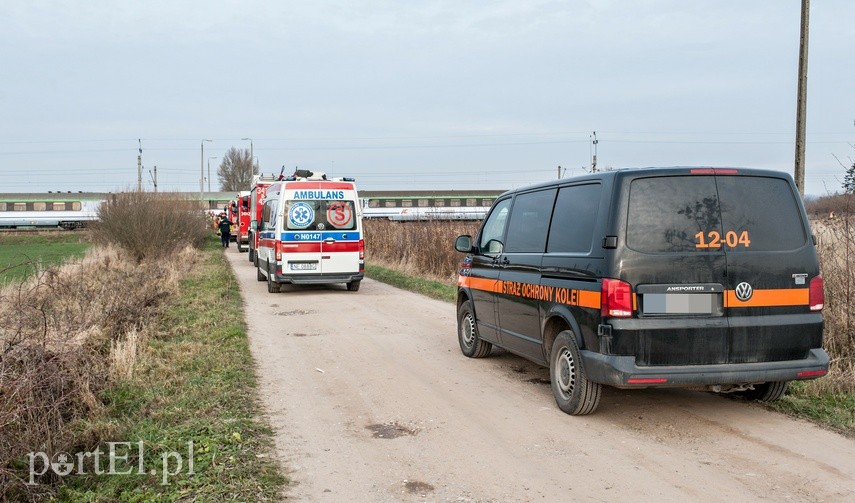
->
left=208, top=156, right=218, bottom=192
left=200, top=139, right=212, bottom=200
left=241, top=137, right=253, bottom=179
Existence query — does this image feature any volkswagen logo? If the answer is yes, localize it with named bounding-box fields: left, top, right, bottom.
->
left=735, top=282, right=753, bottom=302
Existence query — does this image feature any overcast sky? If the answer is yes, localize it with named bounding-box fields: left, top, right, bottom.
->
left=1, top=1, right=853, bottom=196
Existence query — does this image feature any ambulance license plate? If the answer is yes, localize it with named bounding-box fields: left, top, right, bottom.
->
left=289, top=262, right=317, bottom=271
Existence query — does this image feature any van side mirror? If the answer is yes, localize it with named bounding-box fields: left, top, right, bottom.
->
left=455, top=235, right=472, bottom=253
left=250, top=221, right=258, bottom=231
left=484, top=239, right=503, bottom=255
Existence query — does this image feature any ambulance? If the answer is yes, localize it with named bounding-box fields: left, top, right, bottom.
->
left=256, top=170, right=364, bottom=293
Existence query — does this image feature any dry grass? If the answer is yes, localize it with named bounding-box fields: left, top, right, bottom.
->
left=0, top=244, right=194, bottom=499
left=811, top=212, right=855, bottom=395
left=364, top=219, right=481, bottom=282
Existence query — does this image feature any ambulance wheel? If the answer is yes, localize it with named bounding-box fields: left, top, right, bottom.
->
left=346, top=280, right=361, bottom=292
left=550, top=331, right=601, bottom=415
left=734, top=381, right=788, bottom=402
left=267, top=271, right=280, bottom=294
left=457, top=300, right=492, bottom=358
left=256, top=265, right=266, bottom=282
left=249, top=249, right=255, bottom=263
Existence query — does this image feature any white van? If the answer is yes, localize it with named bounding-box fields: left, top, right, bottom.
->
left=256, top=171, right=364, bottom=293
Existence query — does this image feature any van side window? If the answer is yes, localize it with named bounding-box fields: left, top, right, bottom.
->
left=261, top=200, right=276, bottom=231
left=504, top=189, right=556, bottom=253
left=479, top=198, right=512, bottom=252
left=547, top=184, right=601, bottom=254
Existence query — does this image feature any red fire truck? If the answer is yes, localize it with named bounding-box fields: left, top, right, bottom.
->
left=248, top=174, right=280, bottom=264
left=233, top=191, right=251, bottom=252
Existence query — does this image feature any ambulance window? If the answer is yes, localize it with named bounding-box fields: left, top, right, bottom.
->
left=479, top=198, right=512, bottom=252
left=261, top=200, right=276, bottom=230
left=323, top=201, right=357, bottom=230
left=504, top=189, right=556, bottom=253
left=285, top=200, right=321, bottom=230
left=547, top=183, right=601, bottom=254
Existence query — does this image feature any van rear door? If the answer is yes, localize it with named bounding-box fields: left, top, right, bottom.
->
left=319, top=199, right=361, bottom=275
left=620, top=170, right=822, bottom=367
left=624, top=174, right=730, bottom=365
left=713, top=174, right=822, bottom=363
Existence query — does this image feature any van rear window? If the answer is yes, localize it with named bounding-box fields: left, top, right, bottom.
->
left=627, top=176, right=806, bottom=253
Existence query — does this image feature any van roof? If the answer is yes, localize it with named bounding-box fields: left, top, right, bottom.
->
left=499, top=166, right=794, bottom=197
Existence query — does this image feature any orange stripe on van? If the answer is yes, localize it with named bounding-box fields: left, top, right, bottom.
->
left=724, top=288, right=809, bottom=308
left=577, top=290, right=601, bottom=309
left=458, top=276, right=502, bottom=293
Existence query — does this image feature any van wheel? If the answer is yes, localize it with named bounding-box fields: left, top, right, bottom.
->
left=267, top=270, right=280, bottom=294
left=347, top=280, right=361, bottom=292
left=457, top=300, right=492, bottom=358
left=735, top=381, right=788, bottom=401
left=257, top=265, right=266, bottom=282
left=249, top=249, right=255, bottom=263
left=550, top=331, right=601, bottom=415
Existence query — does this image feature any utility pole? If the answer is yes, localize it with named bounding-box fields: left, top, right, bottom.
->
left=137, top=139, right=143, bottom=191
left=794, top=0, right=810, bottom=195
left=149, top=166, right=158, bottom=192
left=591, top=131, right=599, bottom=173
left=201, top=139, right=212, bottom=201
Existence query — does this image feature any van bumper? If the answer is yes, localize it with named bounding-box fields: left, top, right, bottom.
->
left=581, top=348, right=830, bottom=388
left=273, top=271, right=364, bottom=285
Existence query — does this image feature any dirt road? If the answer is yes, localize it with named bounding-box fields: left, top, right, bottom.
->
left=226, top=252, right=855, bottom=502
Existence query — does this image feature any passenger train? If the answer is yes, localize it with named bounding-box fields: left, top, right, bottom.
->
left=0, top=194, right=103, bottom=229
left=359, top=192, right=499, bottom=221
left=0, top=189, right=501, bottom=229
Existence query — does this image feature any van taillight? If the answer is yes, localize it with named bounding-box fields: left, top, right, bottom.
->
left=809, top=275, right=824, bottom=311
left=275, top=242, right=283, bottom=261
left=359, top=239, right=365, bottom=260
left=601, top=279, right=633, bottom=318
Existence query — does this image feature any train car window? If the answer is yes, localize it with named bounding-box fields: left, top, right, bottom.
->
left=402, top=199, right=413, bottom=207
left=369, top=199, right=379, bottom=208
left=72, top=202, right=81, bottom=211
left=52, top=202, right=66, bottom=211
left=418, top=199, right=429, bottom=207
left=466, top=198, right=476, bottom=206
left=384, top=200, right=397, bottom=208
left=482, top=199, right=494, bottom=207
left=33, top=202, right=47, bottom=211
left=0, top=203, right=5, bottom=211
left=14, top=203, right=26, bottom=211
left=435, top=199, right=445, bottom=207
left=450, top=199, right=461, bottom=207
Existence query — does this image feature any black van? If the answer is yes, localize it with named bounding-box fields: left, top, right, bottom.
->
left=454, top=167, right=828, bottom=415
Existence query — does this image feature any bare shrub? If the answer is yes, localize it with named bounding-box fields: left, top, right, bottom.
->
left=0, top=244, right=185, bottom=498
left=812, top=202, right=855, bottom=394
left=364, top=219, right=481, bottom=282
left=91, top=191, right=209, bottom=262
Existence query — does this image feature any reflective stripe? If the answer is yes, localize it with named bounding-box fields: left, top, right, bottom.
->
left=724, top=288, right=809, bottom=308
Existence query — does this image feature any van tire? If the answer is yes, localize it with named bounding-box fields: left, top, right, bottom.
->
left=267, top=270, right=280, bottom=293
left=257, top=265, right=266, bottom=282
left=249, top=249, right=255, bottom=263
left=457, top=300, right=492, bottom=358
left=347, top=280, right=361, bottom=292
left=736, top=381, right=788, bottom=402
left=550, top=331, right=601, bottom=415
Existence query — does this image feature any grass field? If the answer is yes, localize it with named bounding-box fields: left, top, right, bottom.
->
left=0, top=232, right=90, bottom=283
left=0, top=232, right=285, bottom=500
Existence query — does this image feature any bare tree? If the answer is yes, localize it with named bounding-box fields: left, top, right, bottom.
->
left=217, top=147, right=257, bottom=191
